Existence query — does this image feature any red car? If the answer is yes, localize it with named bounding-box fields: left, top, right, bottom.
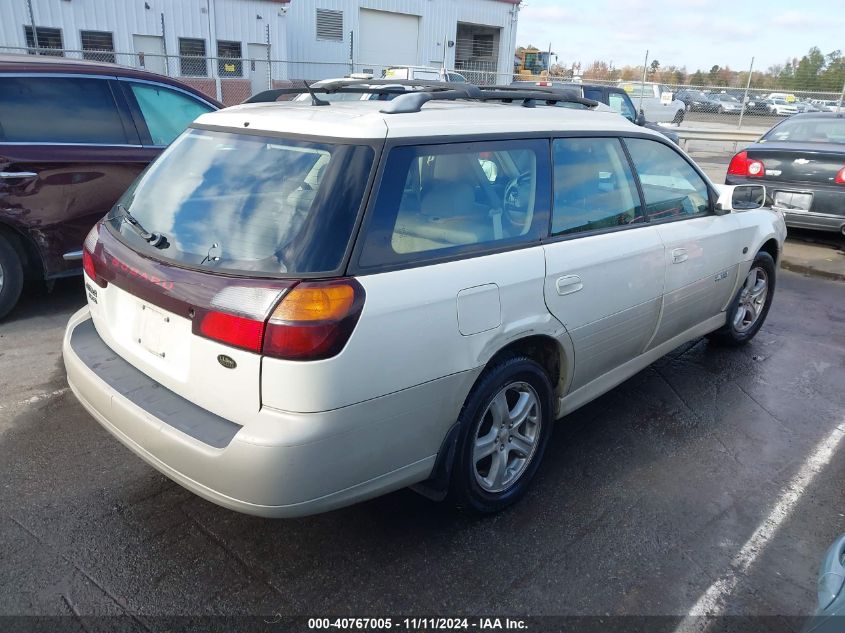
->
left=0, top=54, right=220, bottom=318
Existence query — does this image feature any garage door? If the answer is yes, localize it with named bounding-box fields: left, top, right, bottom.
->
left=358, top=9, right=420, bottom=68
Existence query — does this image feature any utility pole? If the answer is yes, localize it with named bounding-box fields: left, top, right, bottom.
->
left=737, top=56, right=754, bottom=130
left=26, top=0, right=40, bottom=53
left=837, top=79, right=845, bottom=114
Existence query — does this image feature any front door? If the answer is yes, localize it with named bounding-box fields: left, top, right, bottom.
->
left=543, top=137, right=665, bottom=392
left=623, top=137, right=742, bottom=349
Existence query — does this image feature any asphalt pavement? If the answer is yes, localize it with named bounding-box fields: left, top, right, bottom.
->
left=1, top=268, right=844, bottom=632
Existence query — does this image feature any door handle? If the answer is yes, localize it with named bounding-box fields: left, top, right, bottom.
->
left=0, top=171, right=38, bottom=180
left=555, top=275, right=583, bottom=296
left=671, top=248, right=688, bottom=264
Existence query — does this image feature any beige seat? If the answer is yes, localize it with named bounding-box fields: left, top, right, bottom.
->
left=393, top=153, right=493, bottom=254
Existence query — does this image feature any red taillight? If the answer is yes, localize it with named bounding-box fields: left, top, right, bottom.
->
left=727, top=151, right=765, bottom=178
left=835, top=167, right=845, bottom=184
left=82, top=225, right=107, bottom=288
left=263, top=279, right=365, bottom=361
left=197, top=310, right=265, bottom=353
left=193, top=279, right=365, bottom=361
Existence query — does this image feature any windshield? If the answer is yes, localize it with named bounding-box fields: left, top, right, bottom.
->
left=764, top=118, right=845, bottom=144
left=108, top=129, right=374, bottom=275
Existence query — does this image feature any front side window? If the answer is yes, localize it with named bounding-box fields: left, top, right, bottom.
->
left=358, top=139, right=550, bottom=269
left=552, top=138, right=643, bottom=236
left=0, top=76, right=125, bottom=144
left=110, top=129, right=374, bottom=275
left=179, top=38, right=207, bottom=76
left=129, top=83, right=213, bottom=145
left=625, top=138, right=710, bottom=220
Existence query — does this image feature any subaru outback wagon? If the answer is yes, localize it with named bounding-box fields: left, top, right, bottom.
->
left=63, top=83, right=786, bottom=517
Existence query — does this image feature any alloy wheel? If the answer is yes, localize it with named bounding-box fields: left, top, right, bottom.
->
left=472, top=382, right=542, bottom=493
left=733, top=266, right=768, bottom=333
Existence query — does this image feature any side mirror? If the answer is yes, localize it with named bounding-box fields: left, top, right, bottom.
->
left=636, top=110, right=646, bottom=126
left=715, top=184, right=767, bottom=214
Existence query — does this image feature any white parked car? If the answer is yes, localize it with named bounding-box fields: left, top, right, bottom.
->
left=769, top=99, right=799, bottom=116
left=618, top=81, right=685, bottom=124
left=63, top=85, right=786, bottom=517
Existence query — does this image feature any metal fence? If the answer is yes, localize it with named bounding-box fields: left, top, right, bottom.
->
left=3, top=45, right=843, bottom=128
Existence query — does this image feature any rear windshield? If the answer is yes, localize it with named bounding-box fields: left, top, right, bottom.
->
left=764, top=118, right=845, bottom=144
left=108, top=129, right=374, bottom=275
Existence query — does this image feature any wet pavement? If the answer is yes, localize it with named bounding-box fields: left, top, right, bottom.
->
left=1, top=271, right=844, bottom=633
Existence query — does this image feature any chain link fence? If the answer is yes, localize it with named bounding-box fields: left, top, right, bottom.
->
left=3, top=46, right=843, bottom=131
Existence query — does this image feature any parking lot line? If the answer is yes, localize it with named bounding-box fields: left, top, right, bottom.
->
left=673, top=419, right=845, bottom=632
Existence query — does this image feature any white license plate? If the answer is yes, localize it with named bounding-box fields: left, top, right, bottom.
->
left=774, top=191, right=813, bottom=211
left=136, top=305, right=171, bottom=358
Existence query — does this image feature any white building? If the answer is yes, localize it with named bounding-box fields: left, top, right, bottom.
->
left=0, top=0, right=520, bottom=101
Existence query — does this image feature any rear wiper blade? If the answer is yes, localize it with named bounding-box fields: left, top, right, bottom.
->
left=117, top=204, right=169, bottom=249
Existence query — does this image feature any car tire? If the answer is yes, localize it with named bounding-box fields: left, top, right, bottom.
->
left=0, top=232, right=24, bottom=320
left=707, top=251, right=776, bottom=347
left=449, top=355, right=554, bottom=514
left=717, top=105, right=725, bottom=114
left=673, top=108, right=685, bottom=124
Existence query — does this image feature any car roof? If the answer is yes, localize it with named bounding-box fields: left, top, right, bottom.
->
left=784, top=111, right=845, bottom=120
left=197, top=99, right=654, bottom=140
left=0, top=53, right=222, bottom=107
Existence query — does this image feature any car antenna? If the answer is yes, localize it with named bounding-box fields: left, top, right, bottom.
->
left=303, top=80, right=330, bottom=106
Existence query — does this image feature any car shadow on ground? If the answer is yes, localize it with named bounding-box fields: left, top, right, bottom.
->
left=3, top=277, right=85, bottom=324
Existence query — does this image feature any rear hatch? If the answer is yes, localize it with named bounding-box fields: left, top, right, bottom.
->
left=82, top=127, right=375, bottom=423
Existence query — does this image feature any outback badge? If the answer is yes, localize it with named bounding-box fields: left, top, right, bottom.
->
left=217, top=354, right=237, bottom=370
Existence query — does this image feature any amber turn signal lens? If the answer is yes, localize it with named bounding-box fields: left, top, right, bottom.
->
left=271, top=283, right=356, bottom=322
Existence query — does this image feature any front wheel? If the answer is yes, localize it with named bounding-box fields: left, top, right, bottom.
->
left=449, top=356, right=554, bottom=514
left=673, top=108, right=685, bottom=124
left=708, top=251, right=776, bottom=346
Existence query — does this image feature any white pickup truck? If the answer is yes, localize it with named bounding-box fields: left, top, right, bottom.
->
left=619, top=81, right=686, bottom=124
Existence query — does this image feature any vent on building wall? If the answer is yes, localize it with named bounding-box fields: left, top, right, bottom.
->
left=316, top=9, right=343, bottom=42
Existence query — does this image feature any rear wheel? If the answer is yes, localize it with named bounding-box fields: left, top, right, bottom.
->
left=449, top=356, right=554, bottom=514
left=673, top=108, right=685, bottom=124
left=0, top=232, right=24, bottom=320
left=708, top=251, right=776, bottom=346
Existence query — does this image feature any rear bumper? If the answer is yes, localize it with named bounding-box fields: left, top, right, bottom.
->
left=63, top=308, right=470, bottom=517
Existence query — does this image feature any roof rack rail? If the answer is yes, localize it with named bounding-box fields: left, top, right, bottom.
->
left=380, top=85, right=598, bottom=114
left=243, top=78, right=459, bottom=104
left=243, top=80, right=600, bottom=113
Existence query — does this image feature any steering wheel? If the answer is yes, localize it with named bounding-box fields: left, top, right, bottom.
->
left=503, top=171, right=533, bottom=228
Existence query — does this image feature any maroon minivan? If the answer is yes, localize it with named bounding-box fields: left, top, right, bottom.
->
left=0, top=54, right=220, bottom=318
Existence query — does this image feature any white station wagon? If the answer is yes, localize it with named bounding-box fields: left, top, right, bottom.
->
left=63, top=83, right=786, bottom=517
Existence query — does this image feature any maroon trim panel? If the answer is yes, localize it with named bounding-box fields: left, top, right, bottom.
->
left=90, top=223, right=295, bottom=319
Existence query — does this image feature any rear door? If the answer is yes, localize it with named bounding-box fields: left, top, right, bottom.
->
left=623, top=137, right=743, bottom=348
left=543, top=137, right=665, bottom=392
left=0, top=74, right=147, bottom=277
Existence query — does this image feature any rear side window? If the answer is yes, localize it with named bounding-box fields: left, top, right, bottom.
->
left=0, top=76, right=126, bottom=144
left=357, top=139, right=550, bottom=269
left=625, top=138, right=710, bottom=220
left=552, top=137, right=643, bottom=236
left=129, top=83, right=213, bottom=146
left=111, top=129, right=374, bottom=275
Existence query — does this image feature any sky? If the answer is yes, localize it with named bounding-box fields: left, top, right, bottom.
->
left=515, top=0, right=845, bottom=73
